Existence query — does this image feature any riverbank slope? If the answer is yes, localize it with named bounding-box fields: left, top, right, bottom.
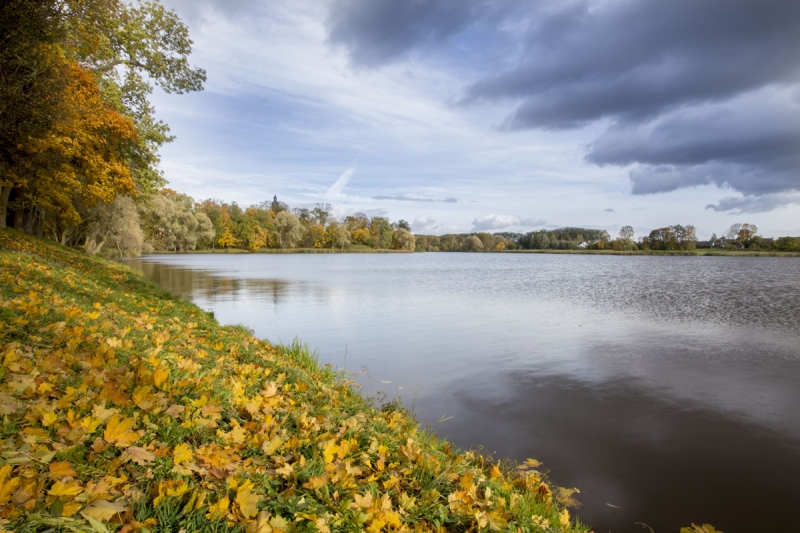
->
left=0, top=228, right=589, bottom=533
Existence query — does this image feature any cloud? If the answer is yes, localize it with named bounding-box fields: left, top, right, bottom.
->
left=411, top=215, right=440, bottom=233
left=326, top=0, right=485, bottom=68
left=471, top=214, right=546, bottom=231
left=604, top=208, right=615, bottom=212
left=705, top=193, right=800, bottom=214
left=326, top=168, right=356, bottom=199
left=373, top=195, right=458, bottom=203
left=464, top=0, right=800, bottom=129
left=585, top=92, right=800, bottom=197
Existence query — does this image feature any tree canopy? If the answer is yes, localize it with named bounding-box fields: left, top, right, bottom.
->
left=0, top=0, right=204, bottom=238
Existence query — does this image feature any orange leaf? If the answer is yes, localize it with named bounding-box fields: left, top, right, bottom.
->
left=49, top=461, right=78, bottom=478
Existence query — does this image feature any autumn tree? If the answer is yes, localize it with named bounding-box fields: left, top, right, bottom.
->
left=738, top=223, right=758, bottom=242
left=9, top=61, right=138, bottom=237
left=392, top=228, right=415, bottom=251
left=462, top=235, right=484, bottom=252
left=1, top=0, right=204, bottom=235
left=0, top=0, right=65, bottom=227
left=324, top=222, right=351, bottom=249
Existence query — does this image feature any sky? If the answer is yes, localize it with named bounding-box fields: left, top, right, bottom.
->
left=150, top=0, right=800, bottom=238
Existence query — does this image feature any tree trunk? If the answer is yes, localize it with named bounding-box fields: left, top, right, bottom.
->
left=13, top=205, right=24, bottom=230
left=0, top=185, right=11, bottom=228
left=84, top=234, right=105, bottom=255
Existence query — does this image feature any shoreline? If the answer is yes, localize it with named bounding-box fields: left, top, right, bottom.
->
left=145, top=248, right=800, bottom=257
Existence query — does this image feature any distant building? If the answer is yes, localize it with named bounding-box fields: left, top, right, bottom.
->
left=577, top=242, right=589, bottom=249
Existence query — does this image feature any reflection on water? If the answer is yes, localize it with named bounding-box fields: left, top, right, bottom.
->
left=125, top=253, right=800, bottom=533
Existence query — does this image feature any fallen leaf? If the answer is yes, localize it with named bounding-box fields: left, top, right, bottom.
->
left=126, top=446, right=156, bottom=465
left=49, top=461, right=78, bottom=478
left=48, top=479, right=83, bottom=497
left=82, top=500, right=129, bottom=521
left=173, top=443, right=193, bottom=465
left=236, top=480, right=260, bottom=519
left=104, top=415, right=139, bottom=448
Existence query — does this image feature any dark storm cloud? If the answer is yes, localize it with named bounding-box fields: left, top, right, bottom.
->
left=587, top=102, right=800, bottom=196
left=327, top=0, right=482, bottom=67
left=465, top=0, right=800, bottom=129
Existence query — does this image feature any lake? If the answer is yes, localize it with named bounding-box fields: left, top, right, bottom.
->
left=124, top=253, right=800, bottom=532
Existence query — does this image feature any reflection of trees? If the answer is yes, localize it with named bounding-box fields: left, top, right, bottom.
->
left=121, top=260, right=297, bottom=306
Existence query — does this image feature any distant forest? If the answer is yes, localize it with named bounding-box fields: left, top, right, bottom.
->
left=52, top=189, right=798, bottom=257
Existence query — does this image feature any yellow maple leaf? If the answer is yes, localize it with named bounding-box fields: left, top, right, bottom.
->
left=353, top=492, right=373, bottom=509
left=48, top=479, right=83, bottom=497
left=153, top=367, right=170, bottom=388
left=92, top=403, right=118, bottom=422
left=86, top=311, right=100, bottom=320
left=303, top=475, right=327, bottom=490
left=104, top=415, right=139, bottom=448
left=322, top=439, right=337, bottom=464
left=81, top=500, right=129, bottom=521
left=236, top=479, right=260, bottom=519
left=261, top=435, right=283, bottom=455
left=62, top=501, right=83, bottom=517
left=41, top=411, right=58, bottom=427
left=173, top=443, right=193, bottom=465
left=0, top=465, right=21, bottom=505
left=207, top=496, right=230, bottom=520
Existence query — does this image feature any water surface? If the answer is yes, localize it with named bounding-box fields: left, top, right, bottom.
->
left=125, top=253, right=800, bottom=532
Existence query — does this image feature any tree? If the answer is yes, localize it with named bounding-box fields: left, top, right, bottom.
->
left=462, top=235, right=484, bottom=251
left=324, top=222, right=350, bottom=249
left=311, top=203, right=332, bottom=226
left=275, top=210, right=305, bottom=248
left=738, top=223, right=758, bottom=242
left=84, top=196, right=143, bottom=256
left=392, top=228, right=416, bottom=251
left=0, top=0, right=65, bottom=227
left=725, top=223, right=743, bottom=240
left=139, top=191, right=213, bottom=251
left=619, top=226, right=634, bottom=239
left=369, top=217, right=393, bottom=249
left=10, top=61, right=138, bottom=235
left=397, top=219, right=411, bottom=231
left=1, top=0, right=205, bottom=231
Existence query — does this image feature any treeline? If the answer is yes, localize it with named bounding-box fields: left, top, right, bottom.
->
left=416, top=223, right=800, bottom=253
left=85, top=190, right=417, bottom=256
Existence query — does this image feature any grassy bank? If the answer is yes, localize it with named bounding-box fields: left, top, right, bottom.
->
left=0, top=228, right=589, bottom=533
